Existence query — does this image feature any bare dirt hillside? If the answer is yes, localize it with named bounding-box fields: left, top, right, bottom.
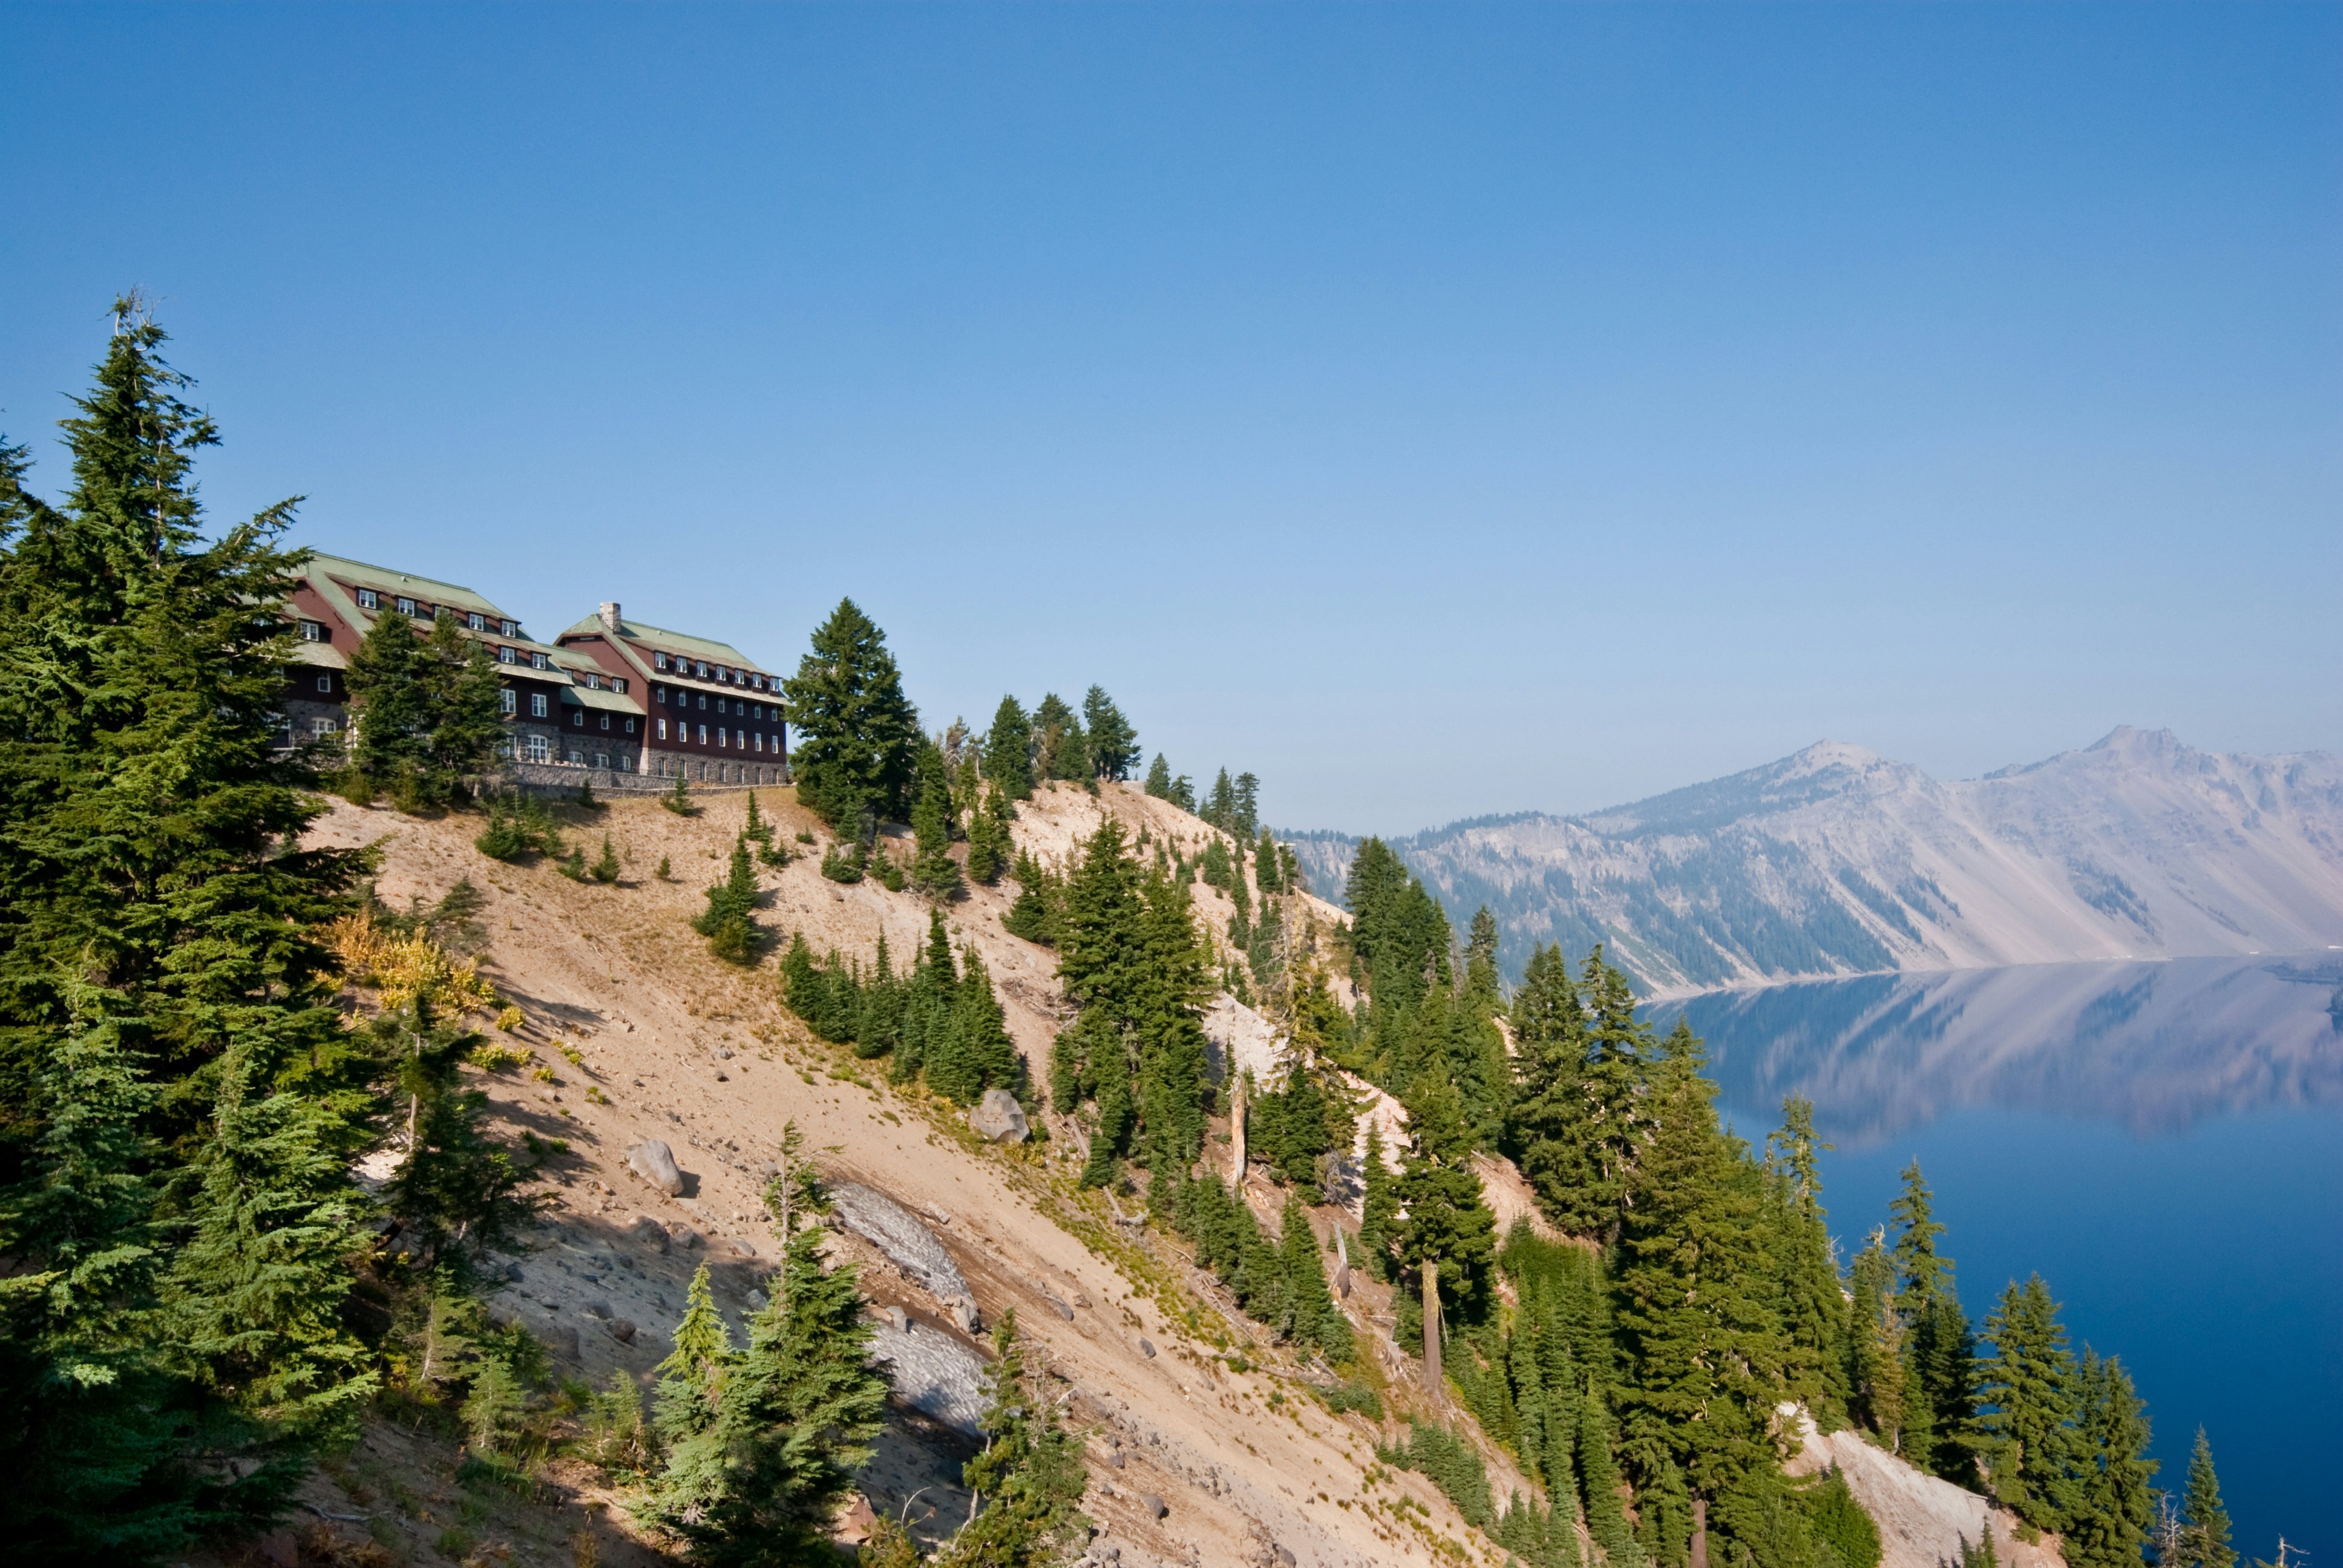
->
left=282, top=781, right=1501, bottom=1568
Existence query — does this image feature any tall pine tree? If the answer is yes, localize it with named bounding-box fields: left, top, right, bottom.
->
left=780, top=599, right=921, bottom=830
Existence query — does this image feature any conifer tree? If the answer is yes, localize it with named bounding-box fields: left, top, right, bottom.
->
left=1609, top=1021, right=1791, bottom=1553
left=947, top=1309, right=1090, bottom=1566
left=1394, top=1071, right=1496, bottom=1389
left=0, top=303, right=372, bottom=1554
left=1980, top=1274, right=2084, bottom=1533
left=652, top=1264, right=733, bottom=1448
left=1081, top=684, right=1138, bottom=781
left=780, top=598, right=921, bottom=829
left=651, top=1215, right=890, bottom=1566
left=1276, top=1194, right=1354, bottom=1363
left=1206, top=768, right=1236, bottom=830
left=931, top=947, right=1020, bottom=1106
left=982, top=696, right=1034, bottom=800
left=377, top=1001, right=539, bottom=1273
left=591, top=834, right=621, bottom=883
left=965, top=785, right=1009, bottom=885
left=695, top=837, right=763, bottom=961
left=1144, top=753, right=1174, bottom=800
left=2068, top=1350, right=2155, bottom=1568
left=1358, top=1120, right=1397, bottom=1278
left=162, top=1045, right=377, bottom=1437
left=1030, top=693, right=1086, bottom=783
left=913, top=744, right=965, bottom=900
left=1764, top=1098, right=1851, bottom=1424
left=346, top=591, right=435, bottom=791
left=2177, top=1428, right=2235, bottom=1568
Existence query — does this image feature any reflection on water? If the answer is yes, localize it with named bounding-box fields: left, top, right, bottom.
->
left=1653, top=952, right=2343, bottom=1145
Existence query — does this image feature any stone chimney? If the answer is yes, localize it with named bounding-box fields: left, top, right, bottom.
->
left=599, top=601, right=621, bottom=632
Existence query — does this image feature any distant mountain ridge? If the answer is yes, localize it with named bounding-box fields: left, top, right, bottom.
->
left=1286, top=728, right=2343, bottom=996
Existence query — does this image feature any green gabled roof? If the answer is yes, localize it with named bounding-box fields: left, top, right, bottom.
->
left=559, top=613, right=768, bottom=675
left=307, top=554, right=514, bottom=622
left=561, top=683, right=646, bottom=715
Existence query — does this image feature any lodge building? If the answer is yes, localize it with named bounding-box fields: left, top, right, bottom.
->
left=281, top=557, right=785, bottom=785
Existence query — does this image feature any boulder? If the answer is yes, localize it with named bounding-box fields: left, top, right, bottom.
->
left=1139, top=1494, right=1167, bottom=1520
left=630, top=1139, right=684, bottom=1195
left=605, top=1317, right=637, bottom=1344
left=969, top=1088, right=1029, bottom=1144
left=628, top=1214, right=672, bottom=1252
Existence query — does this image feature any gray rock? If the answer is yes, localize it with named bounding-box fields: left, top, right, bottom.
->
left=605, top=1317, right=637, bottom=1344
left=969, top=1088, right=1029, bottom=1144
left=551, top=1324, right=582, bottom=1361
left=582, top=1299, right=612, bottom=1319
left=667, top=1223, right=704, bottom=1250
left=628, top=1214, right=672, bottom=1252
left=1139, top=1494, right=1167, bottom=1520
left=829, top=1183, right=969, bottom=1299
left=1139, top=1338, right=1156, bottom=1358
left=884, top=1304, right=909, bottom=1332
left=948, top=1296, right=980, bottom=1335
left=1047, top=1295, right=1075, bottom=1321
left=1276, top=1548, right=1296, bottom=1567
left=629, top=1139, right=684, bottom=1195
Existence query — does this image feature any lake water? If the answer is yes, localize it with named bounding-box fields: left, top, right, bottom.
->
left=1650, top=954, right=2343, bottom=1564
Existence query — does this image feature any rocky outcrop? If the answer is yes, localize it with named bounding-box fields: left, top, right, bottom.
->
left=1781, top=1407, right=2063, bottom=1568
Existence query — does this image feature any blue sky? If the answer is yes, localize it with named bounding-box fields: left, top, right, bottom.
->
left=3, top=4, right=2336, bottom=832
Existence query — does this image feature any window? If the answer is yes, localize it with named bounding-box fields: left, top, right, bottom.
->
left=573, top=711, right=585, bottom=727
left=312, top=717, right=339, bottom=736
left=531, top=651, right=550, bottom=670
left=467, top=612, right=486, bottom=631
left=624, top=717, right=635, bottom=733
left=752, top=674, right=764, bottom=690
left=500, top=619, right=517, bottom=637
left=396, top=596, right=416, bottom=616
left=500, top=688, right=516, bottom=716
left=695, top=661, right=709, bottom=678
left=298, top=619, right=324, bottom=642
left=657, top=718, right=668, bottom=740
left=595, top=753, right=609, bottom=769
left=716, top=698, right=727, bottom=714
left=316, top=673, right=332, bottom=693
left=655, top=685, right=666, bottom=704
left=611, top=678, right=626, bottom=694
left=754, top=733, right=764, bottom=753
left=718, top=666, right=730, bottom=684
left=527, top=734, right=549, bottom=763
left=697, top=724, right=707, bottom=744
left=654, top=652, right=668, bottom=670
left=531, top=693, right=548, bottom=719
left=498, top=737, right=514, bottom=759
left=717, top=729, right=727, bottom=749
left=585, top=673, right=601, bottom=690
left=567, top=748, right=584, bottom=765
left=497, top=645, right=514, bottom=664
left=696, top=693, right=707, bottom=710
left=355, top=587, right=379, bottom=609
left=598, top=714, right=610, bottom=731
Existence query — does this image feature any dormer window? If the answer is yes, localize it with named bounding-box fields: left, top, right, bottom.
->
left=654, top=652, right=669, bottom=671
left=498, top=646, right=515, bottom=664
left=586, top=673, right=602, bottom=690
left=396, top=596, right=417, bottom=616
left=467, top=612, right=486, bottom=632
left=531, top=651, right=550, bottom=670
left=298, top=619, right=326, bottom=642
left=355, top=587, right=379, bottom=610
left=500, top=618, right=517, bottom=637
left=611, top=678, right=627, bottom=694
left=695, top=661, right=709, bottom=679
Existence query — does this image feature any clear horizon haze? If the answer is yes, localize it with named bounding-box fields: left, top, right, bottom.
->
left=3, top=4, right=2336, bottom=834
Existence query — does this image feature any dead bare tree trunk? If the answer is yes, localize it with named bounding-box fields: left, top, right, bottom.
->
left=1230, top=1071, right=1247, bottom=1184
left=1421, top=1259, right=1442, bottom=1400
left=1691, top=1495, right=1708, bottom=1568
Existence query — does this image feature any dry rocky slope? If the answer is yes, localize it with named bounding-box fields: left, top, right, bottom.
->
left=284, top=780, right=2044, bottom=1568
left=1293, top=727, right=2343, bottom=996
